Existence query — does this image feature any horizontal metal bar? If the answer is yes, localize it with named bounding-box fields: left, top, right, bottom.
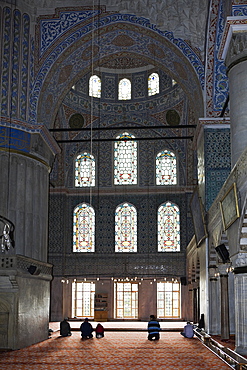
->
left=50, top=124, right=196, bottom=132
left=56, top=136, right=194, bottom=143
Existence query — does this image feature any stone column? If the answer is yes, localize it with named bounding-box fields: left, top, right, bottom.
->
left=0, top=120, right=60, bottom=349
left=208, top=275, right=220, bottom=335
left=217, top=264, right=231, bottom=340
left=220, top=273, right=230, bottom=340
left=0, top=120, right=60, bottom=261
left=233, top=265, right=247, bottom=356
left=225, top=32, right=247, bottom=167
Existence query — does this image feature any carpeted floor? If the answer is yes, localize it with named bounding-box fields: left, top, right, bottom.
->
left=0, top=331, right=232, bottom=369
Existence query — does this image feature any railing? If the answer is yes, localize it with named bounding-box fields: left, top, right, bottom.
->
left=194, top=328, right=247, bottom=370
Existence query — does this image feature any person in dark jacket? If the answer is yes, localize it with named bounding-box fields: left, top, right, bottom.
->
left=80, top=318, right=93, bottom=339
left=180, top=321, right=194, bottom=338
left=147, top=315, right=161, bottom=341
left=60, top=318, right=72, bottom=337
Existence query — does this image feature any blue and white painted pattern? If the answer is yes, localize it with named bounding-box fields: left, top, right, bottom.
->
left=232, top=5, right=247, bottom=16
left=39, top=10, right=100, bottom=57
left=213, top=0, right=229, bottom=111
left=30, top=11, right=204, bottom=124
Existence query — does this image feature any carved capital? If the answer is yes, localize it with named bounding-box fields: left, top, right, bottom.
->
left=226, top=32, right=247, bottom=71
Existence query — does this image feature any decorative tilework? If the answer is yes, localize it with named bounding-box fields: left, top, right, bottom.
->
left=206, top=170, right=230, bottom=210
left=133, top=74, right=146, bottom=99
left=103, top=75, right=116, bottom=100
left=205, top=128, right=231, bottom=210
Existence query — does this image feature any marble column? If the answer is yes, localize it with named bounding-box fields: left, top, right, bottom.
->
left=234, top=268, right=247, bottom=356
left=220, top=273, right=230, bottom=340
left=0, top=121, right=60, bottom=261
left=225, top=32, right=247, bottom=167
left=208, top=276, right=220, bottom=335
left=0, top=119, right=60, bottom=349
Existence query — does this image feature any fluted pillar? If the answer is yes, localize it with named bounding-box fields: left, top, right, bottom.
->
left=0, top=120, right=60, bottom=261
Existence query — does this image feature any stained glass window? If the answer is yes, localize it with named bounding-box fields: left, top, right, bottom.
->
left=114, top=132, right=137, bottom=185
left=89, top=75, right=101, bottom=98
left=172, top=79, right=177, bottom=87
left=156, top=150, right=177, bottom=185
left=118, top=78, right=131, bottom=100
left=158, top=202, right=180, bottom=252
left=73, top=203, right=95, bottom=252
left=157, top=281, right=180, bottom=318
left=75, top=153, right=95, bottom=187
left=115, top=203, right=137, bottom=252
left=148, top=72, right=159, bottom=96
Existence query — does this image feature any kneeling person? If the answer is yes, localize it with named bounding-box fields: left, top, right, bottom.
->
left=80, top=318, right=93, bottom=339
left=60, top=318, right=72, bottom=337
left=147, top=315, right=161, bottom=341
left=180, top=321, right=194, bottom=338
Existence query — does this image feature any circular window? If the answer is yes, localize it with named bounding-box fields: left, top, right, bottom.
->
left=69, top=113, right=84, bottom=128
left=166, top=110, right=180, bottom=126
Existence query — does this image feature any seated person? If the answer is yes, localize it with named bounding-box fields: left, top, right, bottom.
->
left=80, top=318, right=93, bottom=339
left=95, top=323, right=104, bottom=338
left=60, top=318, right=72, bottom=337
left=147, top=315, right=161, bottom=341
left=180, top=321, right=194, bottom=338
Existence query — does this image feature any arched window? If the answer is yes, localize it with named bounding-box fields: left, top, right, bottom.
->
left=118, top=78, right=131, bottom=100
left=115, top=203, right=137, bottom=252
left=148, top=72, right=159, bottom=96
left=73, top=203, right=95, bottom=252
left=158, top=202, right=180, bottom=252
left=89, top=75, right=101, bottom=98
left=156, top=150, right=177, bottom=185
left=114, top=132, right=137, bottom=185
left=75, top=153, right=95, bottom=187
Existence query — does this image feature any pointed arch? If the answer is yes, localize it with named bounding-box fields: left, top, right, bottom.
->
left=148, top=72, right=159, bottom=96
left=114, top=132, right=137, bottom=185
left=75, top=152, right=95, bottom=187
left=158, top=201, right=180, bottom=252
left=73, top=203, right=95, bottom=252
left=156, top=150, right=177, bottom=185
left=118, top=78, right=131, bottom=100
left=89, top=74, right=101, bottom=98
left=115, top=202, right=137, bottom=252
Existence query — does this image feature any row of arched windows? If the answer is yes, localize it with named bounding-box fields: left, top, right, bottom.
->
left=73, top=201, right=180, bottom=253
left=75, top=132, right=177, bottom=187
left=88, top=72, right=160, bottom=99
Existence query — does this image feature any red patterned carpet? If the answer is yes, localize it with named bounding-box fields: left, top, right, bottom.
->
left=0, top=331, right=231, bottom=369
